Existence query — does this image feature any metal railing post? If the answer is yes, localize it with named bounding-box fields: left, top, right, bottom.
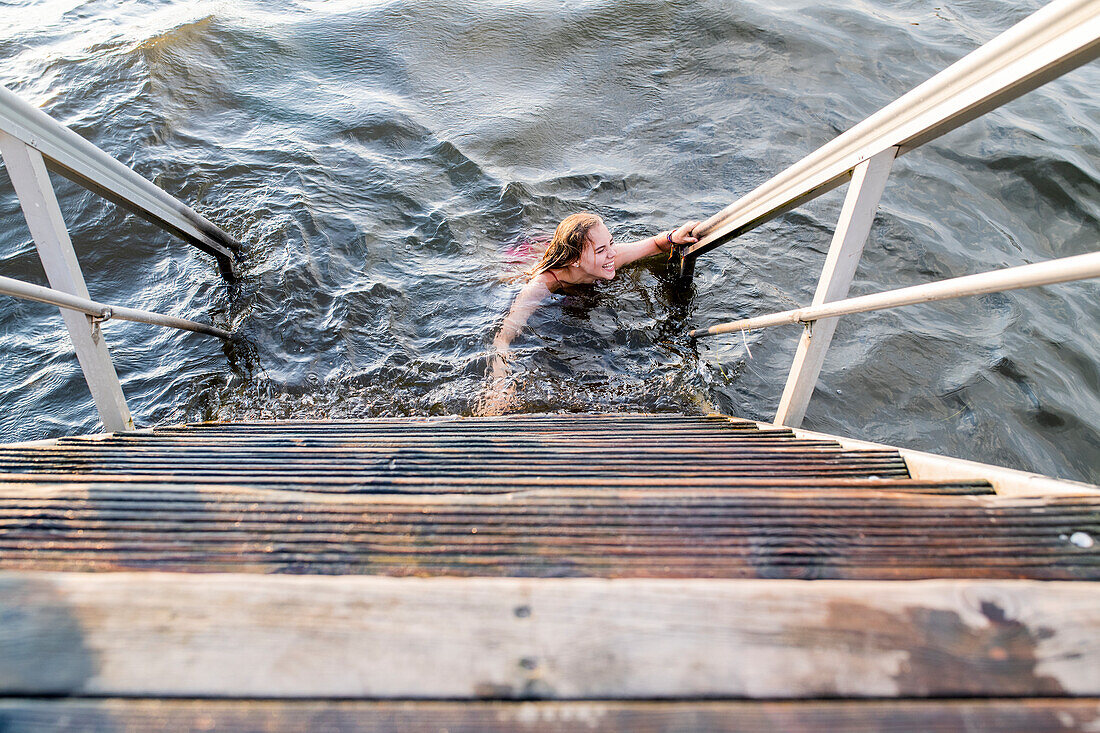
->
left=678, top=250, right=696, bottom=280
left=773, top=147, right=896, bottom=427
left=0, top=274, right=233, bottom=340
left=0, top=131, right=133, bottom=432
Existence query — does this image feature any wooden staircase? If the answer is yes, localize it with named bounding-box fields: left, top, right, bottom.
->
left=1, top=413, right=1098, bottom=730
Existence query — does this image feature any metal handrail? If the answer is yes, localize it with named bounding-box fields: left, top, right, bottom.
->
left=0, top=85, right=241, bottom=279
left=0, top=86, right=244, bottom=432
left=681, top=0, right=1100, bottom=270
left=681, top=0, right=1100, bottom=428
left=690, top=251, right=1100, bottom=337
left=0, top=274, right=231, bottom=340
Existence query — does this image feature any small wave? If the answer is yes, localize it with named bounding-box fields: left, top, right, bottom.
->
left=131, top=13, right=218, bottom=55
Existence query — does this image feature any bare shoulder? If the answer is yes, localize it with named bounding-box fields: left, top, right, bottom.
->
left=527, top=271, right=557, bottom=295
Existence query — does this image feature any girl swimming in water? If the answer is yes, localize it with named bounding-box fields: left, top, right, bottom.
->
left=481, top=212, right=700, bottom=412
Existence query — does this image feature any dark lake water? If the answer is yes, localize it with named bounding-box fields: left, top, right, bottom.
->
left=1, top=0, right=1098, bottom=484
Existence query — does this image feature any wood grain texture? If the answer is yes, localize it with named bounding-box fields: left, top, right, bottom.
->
left=0, top=482, right=1094, bottom=579
left=1, top=573, right=1097, bottom=699
left=1, top=699, right=1098, bottom=732
left=0, top=414, right=914, bottom=483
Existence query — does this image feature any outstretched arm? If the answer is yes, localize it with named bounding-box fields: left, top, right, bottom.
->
left=490, top=273, right=553, bottom=381
left=614, top=220, right=702, bottom=269
left=478, top=274, right=554, bottom=416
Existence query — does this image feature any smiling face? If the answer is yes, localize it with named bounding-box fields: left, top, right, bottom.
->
left=576, top=222, right=616, bottom=281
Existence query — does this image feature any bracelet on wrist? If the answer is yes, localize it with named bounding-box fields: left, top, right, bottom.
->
left=657, top=230, right=675, bottom=252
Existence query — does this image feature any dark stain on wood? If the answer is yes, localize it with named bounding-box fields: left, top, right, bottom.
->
left=821, top=598, right=1068, bottom=697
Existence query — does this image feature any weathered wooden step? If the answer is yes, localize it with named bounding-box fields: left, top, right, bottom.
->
left=1, top=483, right=1094, bottom=579
left=0, top=415, right=923, bottom=487
left=0, top=574, right=1096, bottom=699
left=0, top=474, right=980, bottom=493
left=0, top=414, right=1097, bottom=725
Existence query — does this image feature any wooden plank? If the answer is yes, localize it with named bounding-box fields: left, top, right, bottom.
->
left=1, top=698, right=1098, bottom=732
left=1, top=573, right=1097, bottom=698
left=0, top=482, right=1093, bottom=579
left=0, top=482, right=1004, bottom=502
left=0, top=468, right=916, bottom=481
left=0, top=468, right=959, bottom=484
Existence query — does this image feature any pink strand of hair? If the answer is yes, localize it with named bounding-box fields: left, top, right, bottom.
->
left=502, top=233, right=551, bottom=280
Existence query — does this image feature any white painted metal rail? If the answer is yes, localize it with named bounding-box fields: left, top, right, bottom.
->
left=0, top=85, right=241, bottom=279
left=684, top=0, right=1100, bottom=428
left=682, top=0, right=1100, bottom=266
left=690, top=252, right=1100, bottom=336
left=0, top=87, right=243, bottom=432
left=0, top=274, right=232, bottom=340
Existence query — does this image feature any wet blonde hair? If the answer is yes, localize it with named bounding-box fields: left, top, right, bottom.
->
left=528, top=213, right=603, bottom=276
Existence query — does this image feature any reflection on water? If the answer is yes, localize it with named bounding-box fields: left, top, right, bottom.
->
left=0, top=0, right=1097, bottom=483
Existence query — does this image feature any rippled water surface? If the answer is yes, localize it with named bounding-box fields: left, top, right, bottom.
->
left=1, top=0, right=1098, bottom=483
